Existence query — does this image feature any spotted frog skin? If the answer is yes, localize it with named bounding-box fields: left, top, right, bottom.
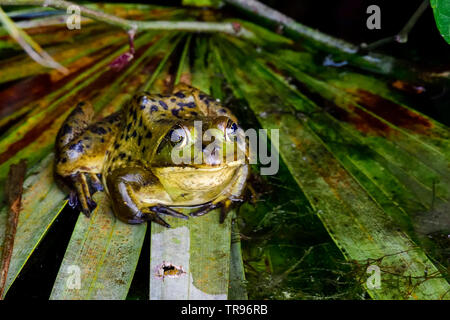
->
left=55, top=84, right=249, bottom=227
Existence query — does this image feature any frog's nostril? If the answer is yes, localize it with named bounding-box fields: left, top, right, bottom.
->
left=202, top=139, right=211, bottom=151
left=203, top=147, right=223, bottom=165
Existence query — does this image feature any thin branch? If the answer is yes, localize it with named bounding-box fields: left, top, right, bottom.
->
left=396, top=0, right=430, bottom=43
left=0, top=6, right=68, bottom=73
left=224, top=0, right=360, bottom=53
left=0, top=0, right=255, bottom=38
left=0, top=159, right=27, bottom=300
left=360, top=0, right=429, bottom=51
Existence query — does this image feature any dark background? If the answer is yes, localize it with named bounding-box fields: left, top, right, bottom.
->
left=260, top=0, right=450, bottom=67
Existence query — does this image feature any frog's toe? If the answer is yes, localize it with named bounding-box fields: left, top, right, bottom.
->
left=219, top=201, right=231, bottom=224
left=140, top=205, right=190, bottom=228
left=153, top=215, right=171, bottom=228
left=79, top=197, right=97, bottom=218
left=149, top=205, right=189, bottom=220
left=88, top=173, right=104, bottom=192
left=71, top=172, right=98, bottom=218
left=190, top=202, right=222, bottom=217
left=146, top=212, right=171, bottom=228
left=68, top=191, right=78, bottom=209
left=86, top=197, right=97, bottom=212
left=190, top=200, right=233, bottom=223
left=67, top=189, right=96, bottom=217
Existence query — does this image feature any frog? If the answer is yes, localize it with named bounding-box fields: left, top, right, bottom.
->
left=55, top=84, right=249, bottom=227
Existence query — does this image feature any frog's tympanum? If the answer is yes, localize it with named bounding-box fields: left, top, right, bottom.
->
left=55, top=84, right=249, bottom=227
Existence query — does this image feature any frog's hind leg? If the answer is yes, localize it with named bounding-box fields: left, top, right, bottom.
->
left=55, top=102, right=95, bottom=215
left=56, top=102, right=95, bottom=153
left=56, top=102, right=120, bottom=217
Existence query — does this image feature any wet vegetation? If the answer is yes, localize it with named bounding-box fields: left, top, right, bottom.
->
left=0, top=1, right=449, bottom=300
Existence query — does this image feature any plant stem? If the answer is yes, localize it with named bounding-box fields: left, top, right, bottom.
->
left=361, top=0, right=429, bottom=50
left=0, top=159, right=26, bottom=300
left=0, top=0, right=254, bottom=38
left=224, top=0, right=360, bottom=53
left=0, top=6, right=68, bottom=73
left=397, top=0, right=429, bottom=43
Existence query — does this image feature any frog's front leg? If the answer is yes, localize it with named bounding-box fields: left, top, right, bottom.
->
left=55, top=102, right=121, bottom=217
left=106, top=167, right=188, bottom=227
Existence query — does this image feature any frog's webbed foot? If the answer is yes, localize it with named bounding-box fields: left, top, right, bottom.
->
left=141, top=205, right=189, bottom=228
left=190, top=199, right=235, bottom=224
left=190, top=202, right=222, bottom=217
left=150, top=205, right=189, bottom=220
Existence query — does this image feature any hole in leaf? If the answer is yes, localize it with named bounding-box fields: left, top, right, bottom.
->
left=155, top=261, right=185, bottom=280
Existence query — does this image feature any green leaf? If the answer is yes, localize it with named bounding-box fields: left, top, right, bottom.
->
left=431, top=0, right=450, bottom=44
left=214, top=35, right=450, bottom=299
left=0, top=6, right=67, bottom=72
left=50, top=192, right=146, bottom=300
left=0, top=153, right=66, bottom=297
left=149, top=211, right=232, bottom=299
left=148, top=37, right=235, bottom=300
left=182, top=0, right=222, bottom=7
left=228, top=215, right=248, bottom=300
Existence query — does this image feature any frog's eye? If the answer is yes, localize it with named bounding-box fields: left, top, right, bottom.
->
left=169, top=126, right=187, bottom=147
left=225, top=119, right=239, bottom=140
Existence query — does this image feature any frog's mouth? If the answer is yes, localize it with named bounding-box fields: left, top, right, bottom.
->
left=153, top=160, right=244, bottom=171
left=152, top=161, right=242, bottom=194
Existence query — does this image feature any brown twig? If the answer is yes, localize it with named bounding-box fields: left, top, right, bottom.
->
left=0, top=6, right=68, bottom=73
left=223, top=0, right=449, bottom=83
left=0, top=159, right=27, bottom=300
left=360, top=0, right=429, bottom=50
left=0, top=0, right=255, bottom=38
